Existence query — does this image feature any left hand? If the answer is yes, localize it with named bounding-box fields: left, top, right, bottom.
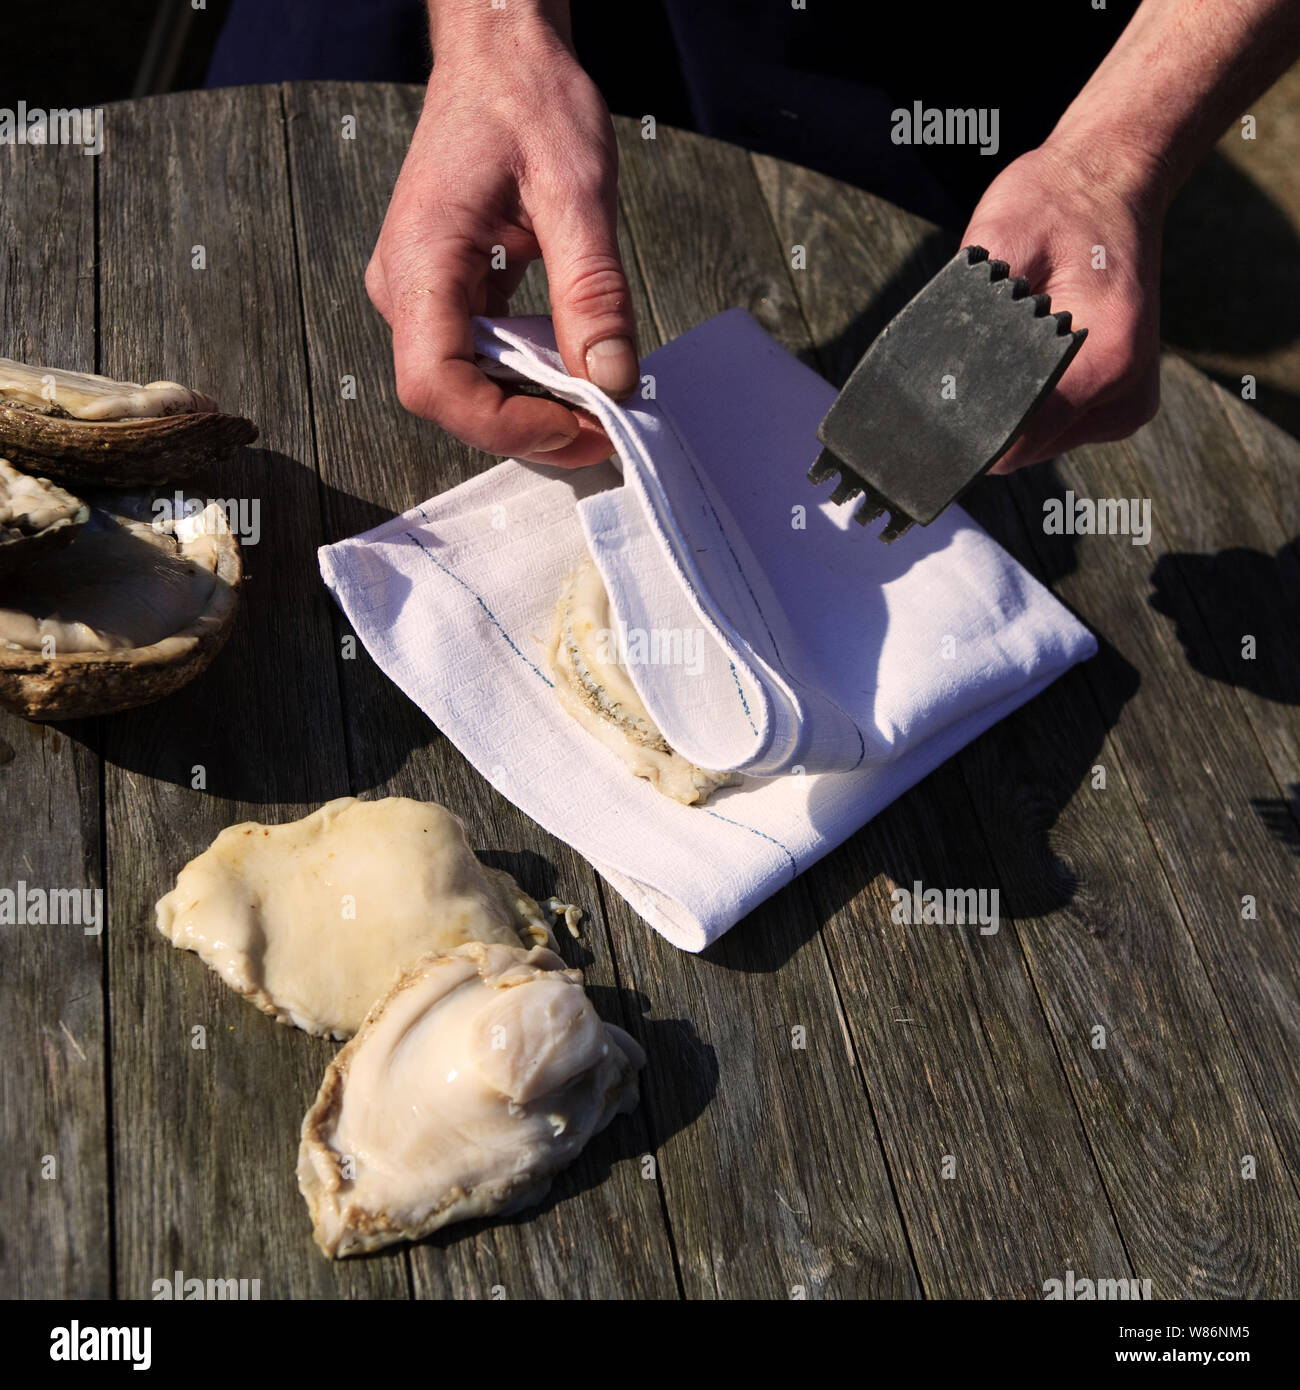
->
left=961, top=140, right=1168, bottom=472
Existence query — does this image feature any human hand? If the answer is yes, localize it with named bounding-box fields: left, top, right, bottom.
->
left=961, top=140, right=1168, bottom=472
left=365, top=13, right=636, bottom=468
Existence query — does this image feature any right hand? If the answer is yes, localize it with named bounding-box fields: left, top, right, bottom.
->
left=366, top=17, right=637, bottom=467
left=962, top=141, right=1166, bottom=473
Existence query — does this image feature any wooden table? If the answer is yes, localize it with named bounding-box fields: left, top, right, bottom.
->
left=4, top=83, right=1300, bottom=1301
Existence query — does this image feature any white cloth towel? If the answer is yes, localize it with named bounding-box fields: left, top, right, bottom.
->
left=319, top=310, right=1096, bottom=951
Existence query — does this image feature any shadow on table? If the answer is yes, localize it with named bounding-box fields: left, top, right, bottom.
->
left=1253, top=783, right=1300, bottom=857
left=47, top=449, right=445, bottom=804
left=1163, top=152, right=1300, bottom=446
left=706, top=461, right=1141, bottom=974
left=1148, top=538, right=1300, bottom=855
left=1148, top=540, right=1300, bottom=705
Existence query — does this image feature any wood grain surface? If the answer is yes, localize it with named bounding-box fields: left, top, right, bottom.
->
left=0, top=132, right=108, bottom=1300
left=1, top=83, right=1297, bottom=1300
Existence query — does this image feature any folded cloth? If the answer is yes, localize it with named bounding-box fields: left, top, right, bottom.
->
left=319, top=310, right=1096, bottom=951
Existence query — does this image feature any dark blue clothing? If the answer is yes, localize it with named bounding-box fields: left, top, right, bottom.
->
left=206, top=1, right=1139, bottom=223
left=206, top=0, right=429, bottom=84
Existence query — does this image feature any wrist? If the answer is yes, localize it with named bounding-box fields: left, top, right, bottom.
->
left=429, top=0, right=573, bottom=62
left=1036, top=119, right=1176, bottom=222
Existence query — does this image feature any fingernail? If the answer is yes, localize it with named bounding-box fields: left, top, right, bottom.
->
left=585, top=337, right=637, bottom=398
left=532, top=430, right=577, bottom=453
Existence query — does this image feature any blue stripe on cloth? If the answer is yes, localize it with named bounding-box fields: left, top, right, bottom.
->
left=404, top=528, right=553, bottom=688
left=702, top=807, right=798, bottom=879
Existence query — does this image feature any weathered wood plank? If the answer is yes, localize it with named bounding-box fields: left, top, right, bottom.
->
left=752, top=154, right=1135, bottom=1296
left=616, top=123, right=922, bottom=1298
left=1215, top=378, right=1300, bottom=860
left=968, top=428, right=1300, bottom=1293
left=750, top=152, right=953, bottom=380
left=282, top=82, right=678, bottom=1297
left=97, top=88, right=405, bottom=1298
left=0, top=135, right=110, bottom=1298
left=1001, top=366, right=1300, bottom=1204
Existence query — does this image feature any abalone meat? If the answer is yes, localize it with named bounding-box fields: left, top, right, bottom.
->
left=297, top=940, right=644, bottom=1257
left=546, top=553, right=736, bottom=805
left=156, top=797, right=560, bottom=1040
left=0, top=359, right=257, bottom=487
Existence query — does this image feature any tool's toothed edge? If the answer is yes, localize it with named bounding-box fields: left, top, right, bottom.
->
left=879, top=511, right=915, bottom=543
left=962, top=246, right=1088, bottom=347
left=1055, top=311, right=1086, bottom=345
left=829, top=474, right=860, bottom=506
left=807, top=449, right=839, bottom=485
left=806, top=448, right=915, bottom=542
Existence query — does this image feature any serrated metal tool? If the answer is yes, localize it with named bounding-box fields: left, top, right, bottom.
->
left=808, top=245, right=1087, bottom=541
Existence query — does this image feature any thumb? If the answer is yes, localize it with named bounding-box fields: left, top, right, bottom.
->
left=534, top=194, right=639, bottom=401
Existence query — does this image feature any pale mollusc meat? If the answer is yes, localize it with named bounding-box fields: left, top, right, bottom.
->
left=297, top=940, right=644, bottom=1257
left=545, top=553, right=736, bottom=805
left=155, top=797, right=558, bottom=1040
left=0, top=457, right=88, bottom=578
left=0, top=457, right=86, bottom=533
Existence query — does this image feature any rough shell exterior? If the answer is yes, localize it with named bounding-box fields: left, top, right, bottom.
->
left=0, top=406, right=259, bottom=488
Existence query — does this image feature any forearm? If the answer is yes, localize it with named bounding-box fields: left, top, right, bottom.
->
left=1045, top=0, right=1300, bottom=208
